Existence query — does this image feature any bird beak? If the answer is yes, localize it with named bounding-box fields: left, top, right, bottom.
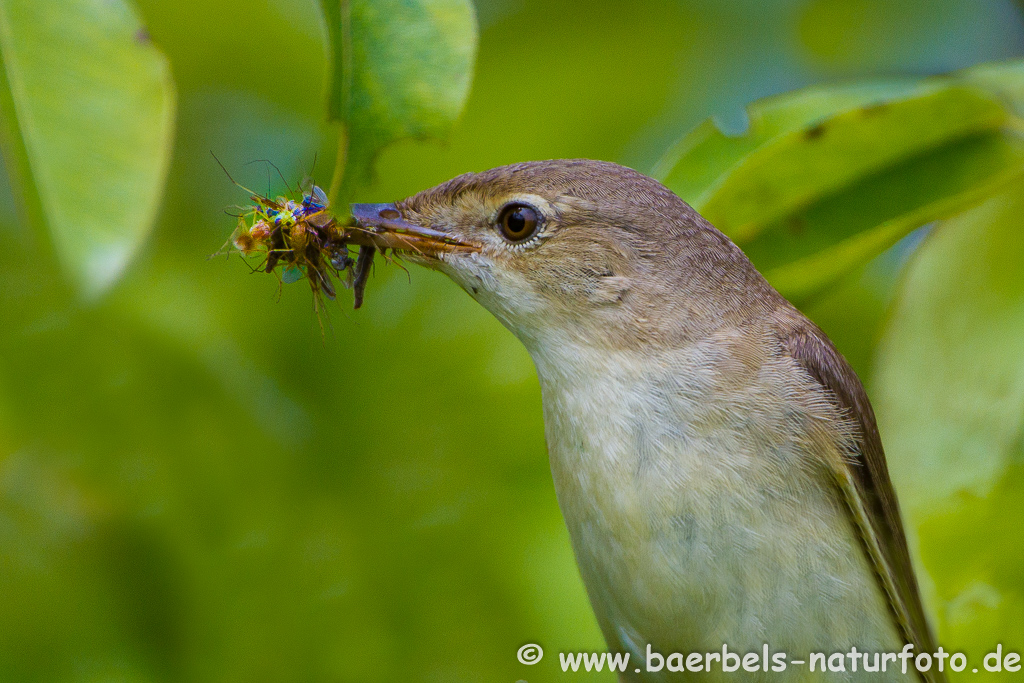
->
left=350, top=203, right=478, bottom=256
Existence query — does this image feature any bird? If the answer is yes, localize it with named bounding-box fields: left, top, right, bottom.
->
left=350, top=159, right=943, bottom=682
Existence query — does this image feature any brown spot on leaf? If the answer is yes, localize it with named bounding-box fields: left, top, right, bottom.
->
left=804, top=123, right=826, bottom=141
left=788, top=214, right=806, bottom=236
left=861, top=102, right=889, bottom=117
left=135, top=28, right=151, bottom=44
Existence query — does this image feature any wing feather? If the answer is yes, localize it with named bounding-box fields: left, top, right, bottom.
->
left=777, top=317, right=943, bottom=683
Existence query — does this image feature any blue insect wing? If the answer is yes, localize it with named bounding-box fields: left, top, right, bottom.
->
left=301, top=185, right=328, bottom=215
left=312, top=185, right=328, bottom=206
left=301, top=196, right=326, bottom=215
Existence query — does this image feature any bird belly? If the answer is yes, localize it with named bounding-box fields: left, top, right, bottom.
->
left=535, top=347, right=909, bottom=681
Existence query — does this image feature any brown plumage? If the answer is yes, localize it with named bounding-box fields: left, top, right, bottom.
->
left=354, top=159, right=942, bottom=682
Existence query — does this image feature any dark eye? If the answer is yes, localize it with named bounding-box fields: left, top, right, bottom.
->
left=496, top=203, right=540, bottom=243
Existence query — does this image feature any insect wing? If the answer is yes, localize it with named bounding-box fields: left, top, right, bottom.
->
left=309, top=185, right=328, bottom=210
left=352, top=246, right=375, bottom=309
left=299, top=185, right=329, bottom=221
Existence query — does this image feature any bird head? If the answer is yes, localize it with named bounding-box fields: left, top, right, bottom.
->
left=352, top=159, right=774, bottom=351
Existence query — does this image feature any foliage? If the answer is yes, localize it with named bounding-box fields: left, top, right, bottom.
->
left=653, top=72, right=1024, bottom=302
left=319, top=0, right=477, bottom=201
left=0, top=0, right=174, bottom=297
left=875, top=189, right=1024, bottom=677
left=0, top=1, right=1021, bottom=682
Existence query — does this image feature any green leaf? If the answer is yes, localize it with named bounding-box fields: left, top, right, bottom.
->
left=654, top=68, right=1024, bottom=302
left=0, top=0, right=175, bottom=298
left=652, top=79, right=924, bottom=211
left=319, top=0, right=477, bottom=200
left=961, top=58, right=1024, bottom=118
left=873, top=189, right=1024, bottom=677
left=699, top=85, right=1005, bottom=242
left=757, top=130, right=1024, bottom=300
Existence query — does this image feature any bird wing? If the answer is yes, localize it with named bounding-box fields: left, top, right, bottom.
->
left=778, top=319, right=944, bottom=683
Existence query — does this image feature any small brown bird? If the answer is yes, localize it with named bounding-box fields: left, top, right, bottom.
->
left=352, top=160, right=942, bottom=682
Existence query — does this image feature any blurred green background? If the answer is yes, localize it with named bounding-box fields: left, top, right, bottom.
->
left=1, top=0, right=1023, bottom=681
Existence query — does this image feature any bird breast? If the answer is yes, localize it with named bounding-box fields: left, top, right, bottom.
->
left=527, top=329, right=903, bottom=676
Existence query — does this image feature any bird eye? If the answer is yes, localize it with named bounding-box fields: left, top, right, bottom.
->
left=496, top=203, right=540, bottom=243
